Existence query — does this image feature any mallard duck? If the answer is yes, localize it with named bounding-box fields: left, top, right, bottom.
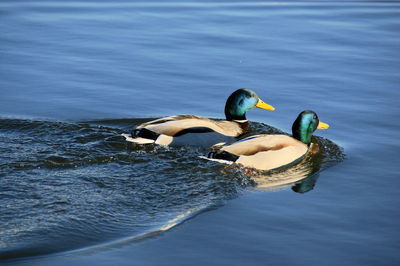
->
left=206, top=110, right=329, bottom=170
left=123, top=88, right=275, bottom=146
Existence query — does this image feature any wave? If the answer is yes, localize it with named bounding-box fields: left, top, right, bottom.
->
left=0, top=117, right=344, bottom=260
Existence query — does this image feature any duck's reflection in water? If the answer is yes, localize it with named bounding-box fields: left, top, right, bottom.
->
left=247, top=152, right=321, bottom=193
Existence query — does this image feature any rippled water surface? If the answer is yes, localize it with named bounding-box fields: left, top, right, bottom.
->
left=0, top=118, right=343, bottom=259
left=1, top=1, right=399, bottom=265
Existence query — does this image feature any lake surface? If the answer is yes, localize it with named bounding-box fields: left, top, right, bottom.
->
left=1, top=1, right=399, bottom=265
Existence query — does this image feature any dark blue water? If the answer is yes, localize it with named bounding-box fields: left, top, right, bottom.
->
left=1, top=1, right=399, bottom=265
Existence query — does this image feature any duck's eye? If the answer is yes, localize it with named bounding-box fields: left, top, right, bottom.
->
left=313, top=115, right=317, bottom=120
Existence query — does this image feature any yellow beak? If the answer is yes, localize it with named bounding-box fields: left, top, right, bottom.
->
left=255, top=98, right=275, bottom=111
left=317, top=121, right=330, bottom=130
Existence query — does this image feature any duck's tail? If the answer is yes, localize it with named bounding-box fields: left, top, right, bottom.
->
left=199, top=150, right=239, bottom=164
left=209, top=150, right=239, bottom=162
left=198, top=155, right=233, bottom=165
left=122, top=133, right=155, bottom=144
left=123, top=128, right=173, bottom=145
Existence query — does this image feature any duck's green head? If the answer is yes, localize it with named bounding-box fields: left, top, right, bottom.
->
left=224, top=88, right=275, bottom=121
left=292, top=110, right=329, bottom=145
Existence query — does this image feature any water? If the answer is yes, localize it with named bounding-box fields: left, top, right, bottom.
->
left=0, top=1, right=399, bottom=265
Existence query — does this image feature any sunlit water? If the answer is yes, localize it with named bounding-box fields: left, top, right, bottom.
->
left=1, top=1, right=399, bottom=265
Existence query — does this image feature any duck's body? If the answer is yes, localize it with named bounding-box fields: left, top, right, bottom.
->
left=207, top=110, right=329, bottom=171
left=124, top=89, right=275, bottom=146
left=210, top=134, right=308, bottom=170
left=124, top=115, right=246, bottom=146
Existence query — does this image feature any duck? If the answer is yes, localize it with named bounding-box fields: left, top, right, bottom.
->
left=206, top=110, right=329, bottom=171
left=123, top=88, right=275, bottom=146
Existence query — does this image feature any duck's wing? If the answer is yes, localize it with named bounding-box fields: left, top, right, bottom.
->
left=209, top=134, right=309, bottom=171
left=220, top=135, right=295, bottom=155
left=137, top=115, right=203, bottom=128
left=236, top=144, right=308, bottom=171
left=138, top=115, right=242, bottom=137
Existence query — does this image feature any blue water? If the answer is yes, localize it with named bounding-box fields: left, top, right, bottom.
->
left=1, top=1, right=399, bottom=265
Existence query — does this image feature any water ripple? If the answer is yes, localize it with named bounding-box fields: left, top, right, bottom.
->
left=0, top=118, right=344, bottom=260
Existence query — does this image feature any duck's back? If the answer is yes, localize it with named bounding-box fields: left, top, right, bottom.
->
left=221, top=134, right=308, bottom=171
left=138, top=115, right=242, bottom=137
